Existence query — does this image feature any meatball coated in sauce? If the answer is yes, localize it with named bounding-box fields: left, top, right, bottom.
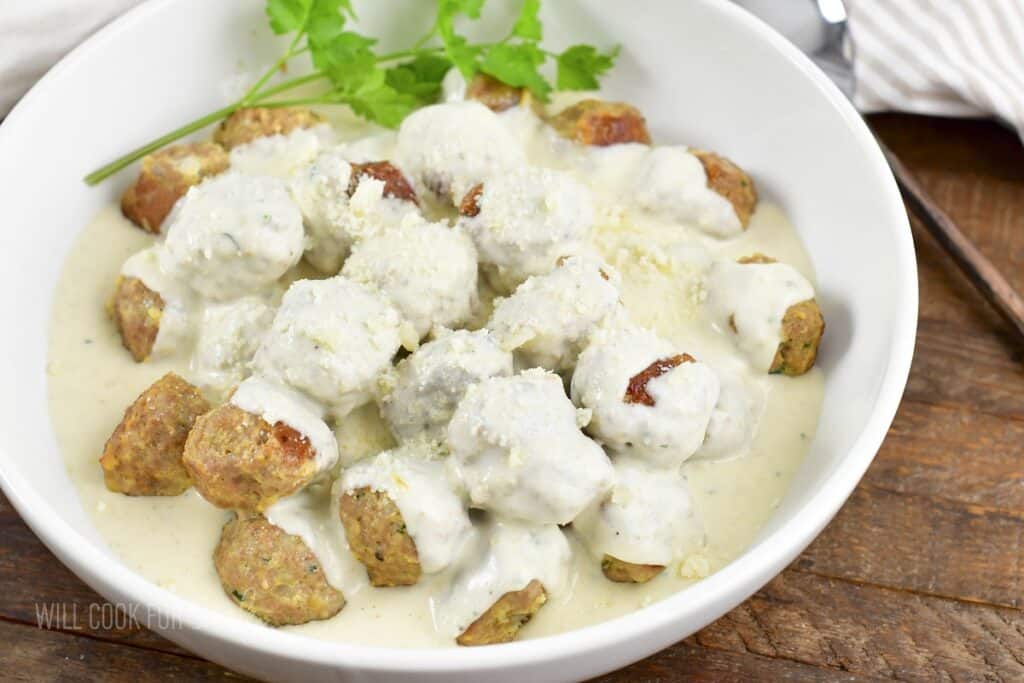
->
left=338, top=444, right=473, bottom=585
left=379, top=329, right=513, bottom=444
left=466, top=73, right=529, bottom=113
left=214, top=515, right=344, bottom=626
left=213, top=106, right=323, bottom=150
left=396, top=101, right=525, bottom=204
left=550, top=99, right=652, bottom=146
left=252, top=276, right=406, bottom=416
left=338, top=487, right=420, bottom=587
left=290, top=150, right=420, bottom=274
left=159, top=172, right=305, bottom=301
left=574, top=458, right=704, bottom=582
left=457, top=579, right=547, bottom=646
left=457, top=166, right=595, bottom=292
left=629, top=146, right=751, bottom=238
left=341, top=217, right=479, bottom=339
left=436, top=522, right=570, bottom=645
left=488, top=255, right=624, bottom=372
left=447, top=369, right=613, bottom=524
left=121, top=142, right=229, bottom=234
left=190, top=296, right=275, bottom=398
left=109, top=276, right=163, bottom=362
left=571, top=327, right=720, bottom=468
left=693, top=150, right=758, bottom=228
left=182, top=404, right=319, bottom=512
left=100, top=373, right=209, bottom=496
left=706, top=254, right=823, bottom=376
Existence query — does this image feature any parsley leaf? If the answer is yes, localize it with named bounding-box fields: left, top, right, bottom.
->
left=511, top=0, right=542, bottom=41
left=386, top=54, right=453, bottom=103
left=265, top=0, right=313, bottom=35
left=556, top=43, right=619, bottom=90
left=480, top=42, right=550, bottom=101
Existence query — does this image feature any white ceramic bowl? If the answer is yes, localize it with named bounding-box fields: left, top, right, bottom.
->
left=0, top=0, right=916, bottom=680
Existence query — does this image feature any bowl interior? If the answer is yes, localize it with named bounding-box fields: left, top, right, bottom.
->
left=0, top=0, right=915, bottom=679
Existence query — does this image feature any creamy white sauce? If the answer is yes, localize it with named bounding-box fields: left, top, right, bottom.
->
left=119, top=245, right=197, bottom=356
left=190, top=294, right=275, bottom=397
left=229, top=124, right=335, bottom=179
left=48, top=94, right=825, bottom=648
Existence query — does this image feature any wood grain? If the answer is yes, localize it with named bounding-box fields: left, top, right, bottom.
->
left=3, top=113, right=1024, bottom=680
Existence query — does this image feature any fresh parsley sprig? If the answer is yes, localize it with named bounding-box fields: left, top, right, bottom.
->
left=84, top=0, right=618, bottom=185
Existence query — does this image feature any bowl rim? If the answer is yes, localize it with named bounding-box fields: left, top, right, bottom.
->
left=0, top=0, right=917, bottom=674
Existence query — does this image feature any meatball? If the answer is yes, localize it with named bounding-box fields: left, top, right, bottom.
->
left=629, top=146, right=750, bottom=238
left=342, top=217, right=478, bottom=338
left=183, top=378, right=337, bottom=511
left=214, top=514, right=345, bottom=626
left=190, top=295, right=275, bottom=398
left=550, top=99, right=651, bottom=146
left=338, top=444, right=473, bottom=586
left=693, top=150, right=758, bottom=228
left=457, top=579, right=547, bottom=646
left=290, top=150, right=420, bottom=274
left=337, top=487, right=420, bottom=587
left=434, top=522, right=570, bottom=645
left=214, top=106, right=323, bottom=150
left=466, top=73, right=528, bottom=113
left=396, top=101, right=525, bottom=204
left=574, top=458, right=704, bottom=583
left=109, top=275, right=163, bottom=362
left=121, top=142, right=229, bottom=233
left=487, top=255, right=624, bottom=371
left=447, top=369, right=614, bottom=524
left=99, top=373, right=209, bottom=496
left=457, top=166, right=595, bottom=292
left=160, top=172, right=304, bottom=301
left=379, top=329, right=513, bottom=444
left=600, top=557, right=664, bottom=583
left=252, top=277, right=406, bottom=416
left=570, top=327, right=720, bottom=468
left=705, top=255, right=823, bottom=375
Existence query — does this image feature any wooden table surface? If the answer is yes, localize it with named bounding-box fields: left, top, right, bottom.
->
left=3, top=112, right=1024, bottom=681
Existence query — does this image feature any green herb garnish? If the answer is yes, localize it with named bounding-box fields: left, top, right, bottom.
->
left=84, top=0, right=618, bottom=185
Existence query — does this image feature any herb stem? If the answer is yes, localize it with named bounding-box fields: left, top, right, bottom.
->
left=240, top=32, right=304, bottom=106
left=83, top=105, right=238, bottom=185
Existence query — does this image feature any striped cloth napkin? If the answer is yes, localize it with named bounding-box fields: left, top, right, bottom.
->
left=848, top=0, right=1024, bottom=138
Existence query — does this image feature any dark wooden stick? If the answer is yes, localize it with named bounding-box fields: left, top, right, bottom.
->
left=877, top=137, right=1024, bottom=340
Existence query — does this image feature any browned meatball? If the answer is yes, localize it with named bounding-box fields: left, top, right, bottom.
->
left=348, top=161, right=418, bottom=205
left=213, top=107, right=322, bottom=149
left=99, top=373, right=209, bottom=496
left=467, top=73, right=527, bottom=113
left=550, top=99, right=651, bottom=146
left=736, top=254, right=825, bottom=376
left=337, top=487, right=421, bottom=587
left=121, top=142, right=229, bottom=233
left=214, top=515, right=345, bottom=626
left=694, top=151, right=758, bottom=228
left=109, top=276, right=163, bottom=362
left=456, top=579, right=547, bottom=646
left=182, top=405, right=318, bottom=512
left=601, top=555, right=664, bottom=583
